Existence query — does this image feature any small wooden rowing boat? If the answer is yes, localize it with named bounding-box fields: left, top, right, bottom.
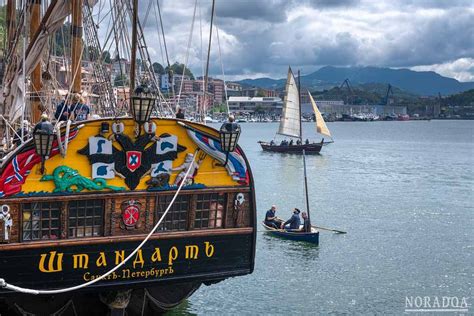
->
left=262, top=222, right=319, bottom=244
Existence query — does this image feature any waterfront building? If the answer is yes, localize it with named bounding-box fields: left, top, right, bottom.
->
left=228, top=96, right=283, bottom=114
left=242, top=87, right=278, bottom=98
left=160, top=73, right=174, bottom=92
left=174, top=76, right=194, bottom=94
left=209, top=79, right=225, bottom=104
left=190, top=77, right=225, bottom=105
left=226, top=82, right=243, bottom=97
left=301, top=100, right=407, bottom=116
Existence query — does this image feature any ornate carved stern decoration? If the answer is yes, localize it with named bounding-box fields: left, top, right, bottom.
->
left=78, top=132, right=187, bottom=190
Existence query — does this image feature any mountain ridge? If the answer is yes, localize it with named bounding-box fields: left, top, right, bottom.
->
left=236, top=66, right=474, bottom=96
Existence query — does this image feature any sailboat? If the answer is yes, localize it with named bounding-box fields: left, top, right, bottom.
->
left=0, top=0, right=256, bottom=314
left=258, top=67, right=333, bottom=154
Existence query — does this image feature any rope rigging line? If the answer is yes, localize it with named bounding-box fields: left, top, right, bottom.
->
left=141, top=0, right=173, bottom=117
left=156, top=0, right=171, bottom=75
left=20, top=0, right=27, bottom=139
left=54, top=29, right=84, bottom=123
left=176, top=0, right=198, bottom=111
left=0, top=151, right=198, bottom=295
left=198, top=0, right=204, bottom=121
left=122, top=0, right=169, bottom=116
left=53, top=42, right=84, bottom=130
left=142, top=0, right=154, bottom=29
left=118, top=0, right=171, bottom=117
left=83, top=3, right=118, bottom=117
left=155, top=0, right=177, bottom=103
left=101, top=2, right=122, bottom=54
left=201, top=0, right=216, bottom=123
left=152, top=7, right=175, bottom=116
left=95, top=0, right=109, bottom=25
left=215, top=23, right=230, bottom=115
left=109, top=0, right=129, bottom=118
left=152, top=0, right=166, bottom=72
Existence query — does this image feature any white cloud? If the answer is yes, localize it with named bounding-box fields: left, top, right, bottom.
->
left=411, top=58, right=474, bottom=82
left=91, top=0, right=474, bottom=81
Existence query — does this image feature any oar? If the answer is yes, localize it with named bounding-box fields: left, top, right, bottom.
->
left=312, top=225, right=346, bottom=234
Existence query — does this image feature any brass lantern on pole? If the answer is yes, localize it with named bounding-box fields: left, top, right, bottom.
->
left=130, top=85, right=155, bottom=126
left=33, top=114, right=55, bottom=174
left=219, top=116, right=241, bottom=166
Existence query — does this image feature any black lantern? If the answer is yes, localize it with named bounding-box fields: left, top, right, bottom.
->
left=33, top=116, right=54, bottom=174
left=100, top=122, right=110, bottom=134
left=219, top=117, right=241, bottom=166
left=130, top=85, right=155, bottom=125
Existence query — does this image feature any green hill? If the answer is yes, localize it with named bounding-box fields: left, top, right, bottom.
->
left=237, top=66, right=474, bottom=96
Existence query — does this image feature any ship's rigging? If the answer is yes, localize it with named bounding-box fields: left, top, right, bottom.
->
left=1, top=0, right=229, bottom=157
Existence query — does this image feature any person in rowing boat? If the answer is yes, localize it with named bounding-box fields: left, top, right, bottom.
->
left=301, top=211, right=311, bottom=232
left=264, top=205, right=281, bottom=228
left=281, top=208, right=301, bottom=230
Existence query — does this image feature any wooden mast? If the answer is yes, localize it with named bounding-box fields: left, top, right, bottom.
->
left=30, top=0, right=43, bottom=122
left=298, top=69, right=302, bottom=142
left=202, top=0, right=216, bottom=122
left=2, top=0, right=15, bottom=127
left=71, top=0, right=83, bottom=95
left=130, top=0, right=138, bottom=94
left=302, top=149, right=311, bottom=227
left=6, top=0, right=16, bottom=53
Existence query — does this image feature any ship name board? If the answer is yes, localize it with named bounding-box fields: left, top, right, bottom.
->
left=37, top=241, right=216, bottom=280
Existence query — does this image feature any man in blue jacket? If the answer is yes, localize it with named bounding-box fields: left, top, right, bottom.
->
left=264, top=205, right=280, bottom=228
left=281, top=208, right=301, bottom=230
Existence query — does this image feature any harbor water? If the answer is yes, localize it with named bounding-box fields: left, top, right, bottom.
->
left=171, top=120, right=473, bottom=315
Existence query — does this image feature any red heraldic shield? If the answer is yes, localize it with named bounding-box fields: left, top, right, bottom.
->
left=126, top=151, right=142, bottom=172
left=123, top=204, right=140, bottom=227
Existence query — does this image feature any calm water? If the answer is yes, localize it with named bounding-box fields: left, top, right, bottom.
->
left=171, top=120, right=473, bottom=315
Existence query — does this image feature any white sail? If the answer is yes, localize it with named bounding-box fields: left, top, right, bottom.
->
left=278, top=68, right=300, bottom=138
left=309, top=92, right=331, bottom=138
left=7, top=75, right=26, bottom=123
left=1, top=0, right=72, bottom=123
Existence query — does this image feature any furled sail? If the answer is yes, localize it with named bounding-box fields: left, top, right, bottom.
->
left=2, top=0, right=72, bottom=123
left=309, top=92, right=331, bottom=138
left=278, top=68, right=300, bottom=138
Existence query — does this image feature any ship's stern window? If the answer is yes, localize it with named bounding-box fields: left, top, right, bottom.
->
left=68, top=200, right=104, bottom=238
left=22, top=202, right=61, bottom=241
left=195, top=193, right=226, bottom=229
left=156, top=195, right=190, bottom=231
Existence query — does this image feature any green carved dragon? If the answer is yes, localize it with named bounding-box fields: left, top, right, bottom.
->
left=41, top=166, right=125, bottom=193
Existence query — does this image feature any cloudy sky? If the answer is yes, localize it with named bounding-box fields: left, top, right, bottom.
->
left=96, top=0, right=474, bottom=81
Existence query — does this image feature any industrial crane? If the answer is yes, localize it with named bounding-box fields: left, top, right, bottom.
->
left=382, top=84, right=394, bottom=105
left=339, top=78, right=355, bottom=104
